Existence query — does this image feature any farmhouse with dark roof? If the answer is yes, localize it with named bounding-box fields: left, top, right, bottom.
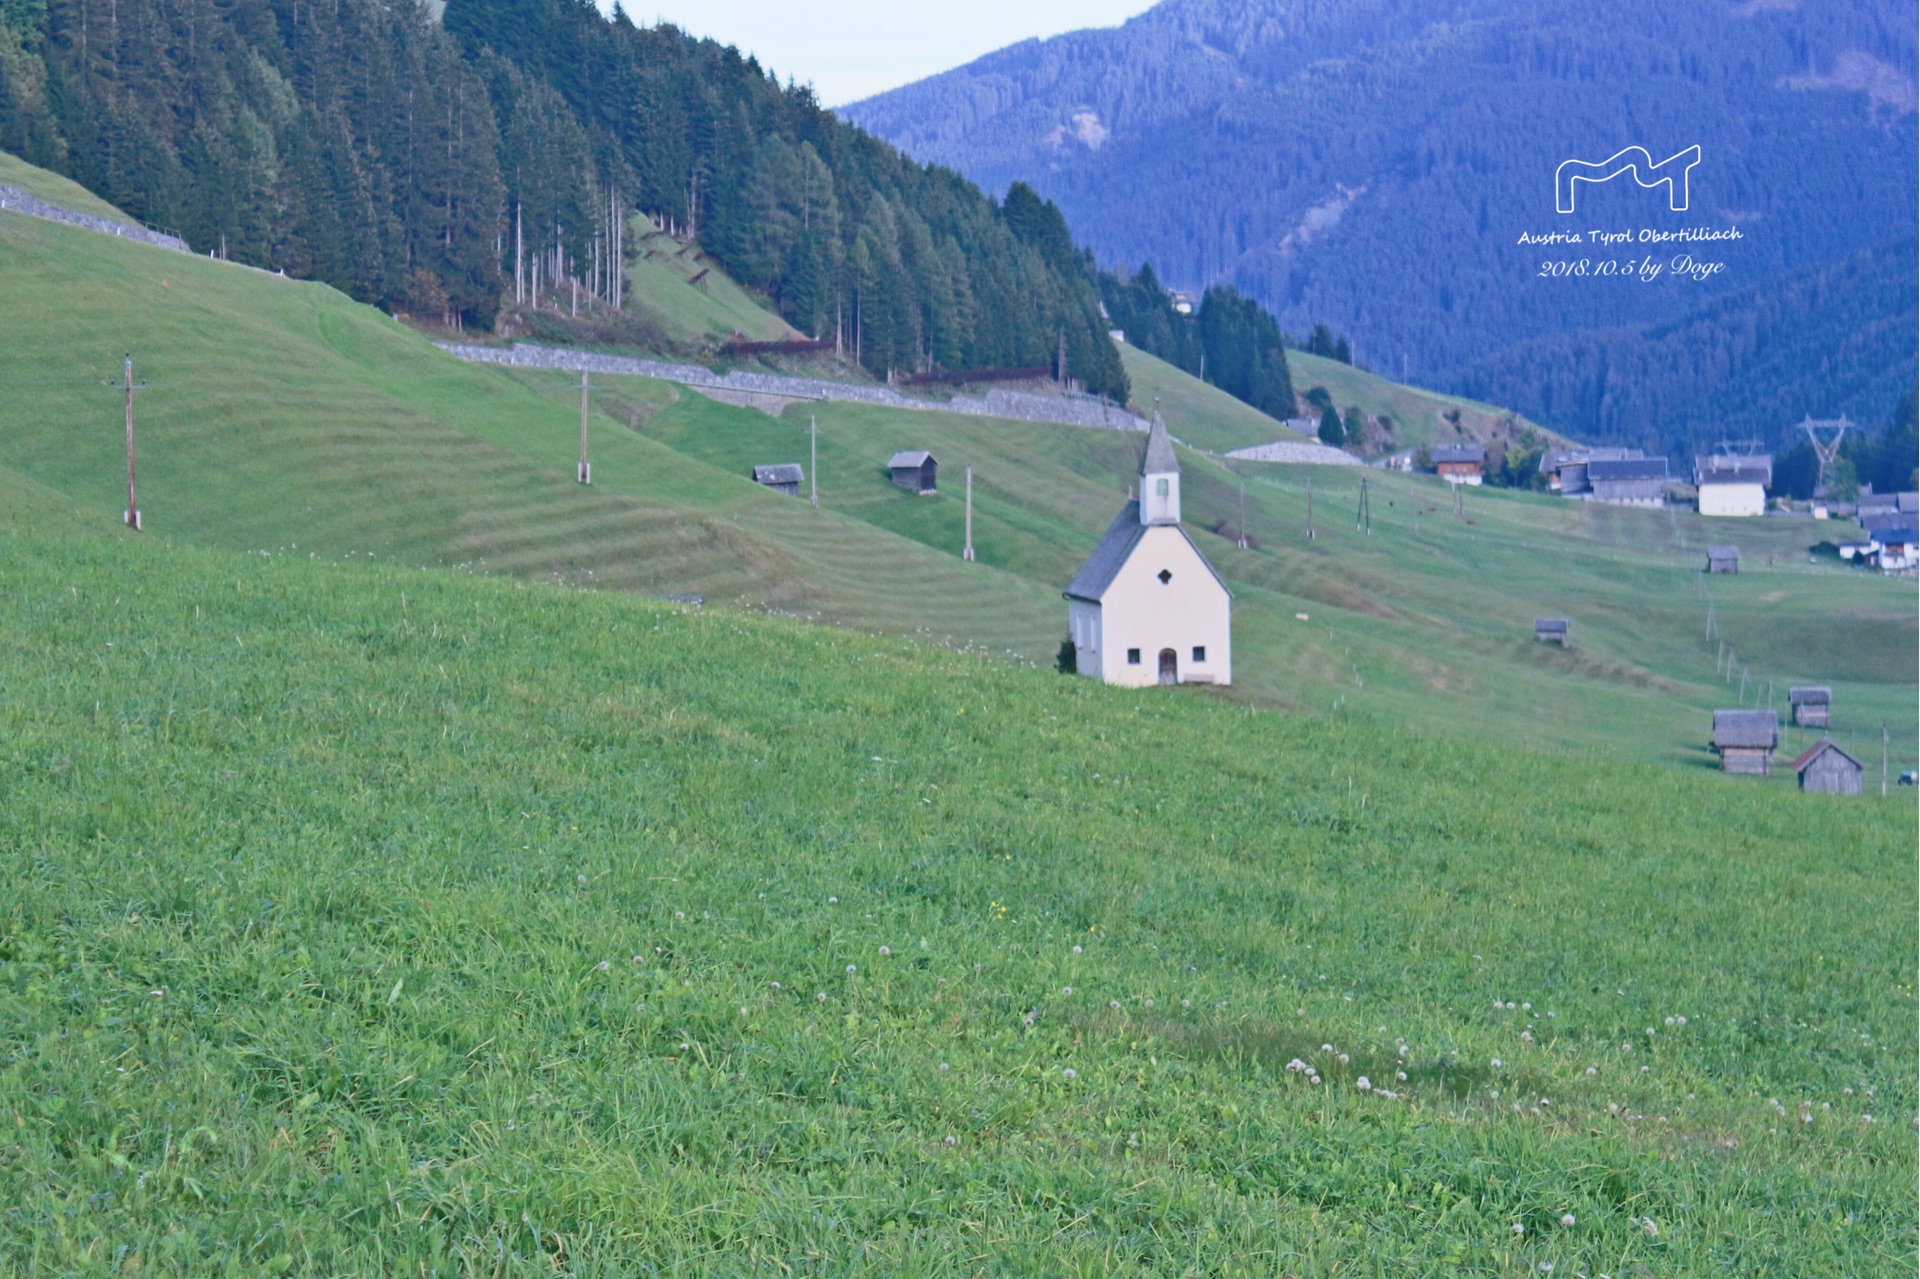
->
left=1064, top=414, right=1231, bottom=687
left=1432, top=443, right=1486, bottom=485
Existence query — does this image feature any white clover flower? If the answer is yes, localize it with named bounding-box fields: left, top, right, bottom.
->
left=846, top=964, right=857, bottom=975
left=597, top=961, right=610, bottom=971
left=1560, top=1213, right=1576, bottom=1227
left=674, top=911, right=686, bottom=920
left=938, top=1062, right=949, bottom=1072
left=770, top=981, right=781, bottom=989
left=1071, top=945, right=1082, bottom=954
left=878, top=946, right=891, bottom=957
left=816, top=992, right=827, bottom=1002
left=1511, top=1223, right=1524, bottom=1236
left=1110, top=1000, right=1123, bottom=1010
left=1144, top=998, right=1154, bottom=1008
left=1061, top=1068, right=1077, bottom=1080
left=1491, top=1058, right=1503, bottom=1068
left=943, top=1135, right=957, bottom=1146
left=1062, top=986, right=1073, bottom=995
left=1586, top=1066, right=1598, bottom=1076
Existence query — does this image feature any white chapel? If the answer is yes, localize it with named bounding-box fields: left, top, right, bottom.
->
left=1064, top=414, right=1232, bottom=686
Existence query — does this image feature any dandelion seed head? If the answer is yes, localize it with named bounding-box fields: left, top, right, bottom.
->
left=1560, top=1213, right=1576, bottom=1227
left=1061, top=1068, right=1077, bottom=1080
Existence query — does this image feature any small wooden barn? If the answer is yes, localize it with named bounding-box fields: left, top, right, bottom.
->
left=1706, top=545, right=1740, bottom=574
left=1534, top=617, right=1569, bottom=645
left=887, top=450, right=938, bottom=494
left=1788, top=686, right=1831, bottom=728
left=752, top=463, right=804, bottom=496
left=1792, top=740, right=1863, bottom=795
left=1712, top=709, right=1778, bottom=774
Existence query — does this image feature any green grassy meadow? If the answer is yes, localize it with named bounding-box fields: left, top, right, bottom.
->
left=0, top=149, right=1916, bottom=1278
left=622, top=226, right=802, bottom=346
left=0, top=519, right=1913, bottom=1276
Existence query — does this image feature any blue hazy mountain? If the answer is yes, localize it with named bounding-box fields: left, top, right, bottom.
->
left=845, top=0, right=1918, bottom=448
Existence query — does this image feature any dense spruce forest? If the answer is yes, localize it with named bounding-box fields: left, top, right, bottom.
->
left=0, top=0, right=1127, bottom=398
left=847, top=0, right=1919, bottom=451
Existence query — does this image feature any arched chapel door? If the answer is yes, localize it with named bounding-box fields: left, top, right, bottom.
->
left=1158, top=648, right=1177, bottom=685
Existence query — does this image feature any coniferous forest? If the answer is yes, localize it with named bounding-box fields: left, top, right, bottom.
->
left=0, top=0, right=1127, bottom=399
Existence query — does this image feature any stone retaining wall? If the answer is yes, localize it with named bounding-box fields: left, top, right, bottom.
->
left=0, top=185, right=189, bottom=253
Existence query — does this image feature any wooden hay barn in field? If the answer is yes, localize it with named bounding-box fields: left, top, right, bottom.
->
left=1712, top=709, right=1778, bottom=774
left=752, top=463, right=804, bottom=496
left=1707, top=545, right=1740, bottom=574
left=1534, top=617, right=1569, bottom=645
left=1788, top=686, right=1831, bottom=728
left=887, top=450, right=938, bottom=494
left=1793, top=740, right=1863, bottom=795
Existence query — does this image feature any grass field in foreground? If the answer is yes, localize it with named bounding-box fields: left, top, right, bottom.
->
left=0, top=521, right=1912, bottom=1276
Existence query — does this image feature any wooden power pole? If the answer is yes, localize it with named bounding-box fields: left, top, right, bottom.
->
left=577, top=370, right=591, bottom=484
left=105, top=353, right=147, bottom=530
left=1306, top=477, right=1315, bottom=541
left=809, top=414, right=819, bottom=508
left=964, top=466, right=975, bottom=561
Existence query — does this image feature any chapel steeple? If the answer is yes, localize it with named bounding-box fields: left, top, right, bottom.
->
left=1139, top=411, right=1180, bottom=526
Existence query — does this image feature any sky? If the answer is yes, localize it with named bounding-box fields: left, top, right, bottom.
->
left=600, top=1, right=1155, bottom=107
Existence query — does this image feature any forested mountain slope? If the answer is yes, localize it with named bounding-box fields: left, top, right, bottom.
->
left=0, top=0, right=1123, bottom=396
left=845, top=0, right=1918, bottom=449
left=1456, top=241, right=1918, bottom=456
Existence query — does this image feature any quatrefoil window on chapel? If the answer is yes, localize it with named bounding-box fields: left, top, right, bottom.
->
left=1157, top=569, right=1172, bottom=584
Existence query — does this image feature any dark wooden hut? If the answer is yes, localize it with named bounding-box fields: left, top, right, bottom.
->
left=1534, top=617, right=1569, bottom=645
left=887, top=450, right=938, bottom=494
left=1787, top=686, right=1831, bottom=728
left=1792, top=740, right=1862, bottom=795
left=1706, top=545, right=1740, bottom=574
left=752, top=463, right=804, bottom=496
left=1712, top=709, right=1777, bottom=774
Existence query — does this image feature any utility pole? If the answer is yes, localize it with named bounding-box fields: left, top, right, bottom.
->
left=964, top=465, right=975, bottom=561
left=105, top=353, right=147, bottom=530
left=809, top=413, right=818, bottom=508
left=1356, top=476, right=1371, bottom=535
left=515, top=202, right=523, bottom=305
left=1237, top=472, right=1248, bottom=549
left=1306, top=477, right=1315, bottom=541
left=1883, top=724, right=1890, bottom=797
left=577, top=370, right=591, bottom=484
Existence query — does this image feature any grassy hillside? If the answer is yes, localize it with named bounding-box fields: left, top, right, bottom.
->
left=622, top=225, right=803, bottom=346
left=1286, top=348, right=1562, bottom=455
left=0, top=148, right=141, bottom=223
left=1118, top=342, right=1308, bottom=452
left=0, top=150, right=1912, bottom=777
left=0, top=522, right=1912, bottom=1275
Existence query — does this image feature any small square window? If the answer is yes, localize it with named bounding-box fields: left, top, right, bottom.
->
left=1192, top=646, right=1206, bottom=662
left=1156, top=569, right=1172, bottom=584
left=1126, top=648, right=1141, bottom=664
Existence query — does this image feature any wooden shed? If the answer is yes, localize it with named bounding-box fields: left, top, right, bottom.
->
left=752, top=463, right=804, bottom=496
left=1788, top=686, right=1831, bottom=728
left=1706, top=545, right=1740, bottom=574
left=1534, top=617, right=1569, bottom=645
left=1712, top=709, right=1777, bottom=774
left=1792, top=740, right=1862, bottom=795
left=887, top=450, right=938, bottom=494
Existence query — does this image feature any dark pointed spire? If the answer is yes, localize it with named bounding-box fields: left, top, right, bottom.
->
left=1141, top=410, right=1177, bottom=476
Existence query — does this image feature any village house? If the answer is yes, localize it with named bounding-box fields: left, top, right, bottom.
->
left=1793, top=740, right=1863, bottom=795
left=1712, top=709, right=1778, bottom=774
left=1706, top=545, right=1740, bottom=575
left=1064, top=415, right=1231, bottom=687
left=1540, top=446, right=1646, bottom=496
left=1534, top=617, right=1569, bottom=645
left=1858, top=509, right=1919, bottom=573
left=1695, top=454, right=1771, bottom=517
left=751, top=463, right=804, bottom=496
left=1788, top=686, right=1831, bottom=728
left=1586, top=456, right=1669, bottom=507
left=887, top=450, right=938, bottom=494
left=1432, top=443, right=1486, bottom=485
